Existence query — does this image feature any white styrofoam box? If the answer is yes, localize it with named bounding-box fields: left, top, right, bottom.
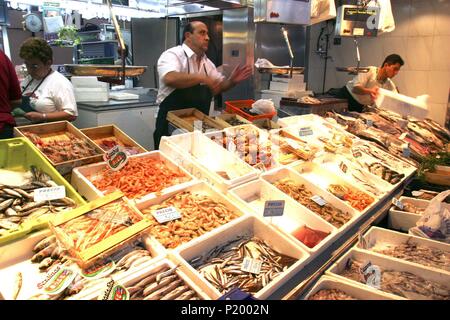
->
left=326, top=248, right=450, bottom=300
left=260, top=167, right=359, bottom=231
left=82, top=257, right=213, bottom=300
left=134, top=181, right=250, bottom=252
left=375, top=88, right=429, bottom=120
left=159, top=131, right=259, bottom=193
left=176, top=215, right=310, bottom=300
left=260, top=90, right=284, bottom=108
left=228, top=178, right=337, bottom=254
left=388, top=209, right=421, bottom=232
left=361, top=227, right=450, bottom=274
left=290, top=161, right=376, bottom=214
left=270, top=81, right=289, bottom=92
left=271, top=74, right=304, bottom=84
left=0, top=230, right=162, bottom=300
left=315, top=153, right=393, bottom=199
left=277, top=114, right=323, bottom=128
left=303, top=275, right=399, bottom=300
left=71, top=150, right=196, bottom=202
left=352, top=140, right=417, bottom=177
left=74, top=88, right=109, bottom=102
left=71, top=76, right=109, bottom=89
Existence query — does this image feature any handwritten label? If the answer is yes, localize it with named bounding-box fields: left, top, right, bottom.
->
left=80, top=260, right=116, bottom=280
left=392, top=198, right=404, bottom=210
left=103, top=145, right=128, bottom=171
left=34, top=186, right=66, bottom=202
left=241, top=257, right=262, bottom=274
left=359, top=261, right=381, bottom=289
left=311, top=195, right=327, bottom=206
left=263, top=200, right=285, bottom=217
left=98, top=279, right=129, bottom=300
left=37, top=265, right=77, bottom=295
left=298, top=127, right=314, bottom=137
left=152, top=206, right=182, bottom=224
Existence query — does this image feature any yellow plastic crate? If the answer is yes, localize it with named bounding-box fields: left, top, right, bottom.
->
left=0, top=137, right=86, bottom=245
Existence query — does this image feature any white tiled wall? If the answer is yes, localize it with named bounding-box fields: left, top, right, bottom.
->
left=307, top=0, right=450, bottom=125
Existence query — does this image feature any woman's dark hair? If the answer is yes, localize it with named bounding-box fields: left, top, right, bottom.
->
left=19, top=37, right=53, bottom=63
left=182, top=22, right=194, bottom=42
left=382, top=54, right=404, bottom=67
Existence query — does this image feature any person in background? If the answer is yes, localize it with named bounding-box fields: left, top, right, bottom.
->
left=0, top=49, right=21, bottom=139
left=335, top=53, right=404, bottom=112
left=19, top=37, right=77, bottom=123
left=154, top=21, right=252, bottom=149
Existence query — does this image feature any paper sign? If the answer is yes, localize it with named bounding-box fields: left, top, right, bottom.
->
left=366, top=119, right=373, bottom=127
left=103, top=145, right=129, bottom=171
left=359, top=261, right=381, bottom=289
left=98, top=279, right=129, bottom=300
left=241, top=257, right=262, bottom=274
left=392, top=198, right=404, bottom=210
left=263, top=200, right=285, bottom=217
left=152, top=206, right=182, bottom=224
left=80, top=260, right=116, bottom=280
left=311, top=195, right=327, bottom=206
left=34, top=186, right=65, bottom=202
left=298, top=127, right=314, bottom=137
left=37, top=265, right=77, bottom=295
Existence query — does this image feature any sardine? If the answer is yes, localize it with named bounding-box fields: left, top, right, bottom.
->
left=0, top=199, right=14, bottom=211
left=19, top=201, right=46, bottom=212
left=12, top=272, right=22, bottom=300
left=132, top=265, right=169, bottom=288
left=142, top=274, right=178, bottom=297
left=38, top=257, right=55, bottom=271
left=144, top=280, right=183, bottom=300
left=32, top=243, right=57, bottom=263
left=0, top=219, right=19, bottom=230
left=2, top=188, right=23, bottom=198
left=33, top=235, right=56, bottom=253
left=160, top=285, right=190, bottom=300
left=175, top=290, right=196, bottom=300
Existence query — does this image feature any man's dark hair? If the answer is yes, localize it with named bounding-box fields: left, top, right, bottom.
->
left=182, top=22, right=195, bottom=42
left=382, top=54, right=404, bottom=67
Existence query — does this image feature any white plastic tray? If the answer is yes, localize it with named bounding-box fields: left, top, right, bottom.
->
left=260, top=167, right=359, bottom=231
left=135, top=181, right=249, bottom=251
left=176, top=215, right=309, bottom=300
left=303, top=275, right=399, bottom=300
left=290, top=161, right=376, bottom=214
left=314, top=153, right=393, bottom=199
left=360, top=227, right=450, bottom=274
left=228, top=178, right=336, bottom=254
left=326, top=248, right=450, bottom=300
left=388, top=196, right=430, bottom=231
left=160, top=131, right=259, bottom=193
left=71, top=150, right=195, bottom=202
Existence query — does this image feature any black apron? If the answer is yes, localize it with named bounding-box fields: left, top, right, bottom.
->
left=20, top=70, right=52, bottom=113
left=153, top=51, right=213, bottom=149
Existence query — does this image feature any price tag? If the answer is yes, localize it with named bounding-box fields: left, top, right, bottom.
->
left=311, top=195, right=327, bottom=206
left=399, top=132, right=407, bottom=140
left=152, top=206, right=182, bottom=224
left=80, top=260, right=116, bottom=280
left=98, top=279, right=129, bottom=300
left=103, top=145, right=128, bottom=171
left=263, top=200, right=285, bottom=217
left=241, top=257, right=262, bottom=274
left=366, top=119, right=373, bottom=127
left=392, top=198, right=404, bottom=210
left=227, top=141, right=237, bottom=153
left=34, top=186, right=66, bottom=202
left=298, top=127, right=313, bottom=137
left=359, top=261, right=381, bottom=289
left=402, top=143, right=410, bottom=157
left=339, top=161, right=348, bottom=174
left=37, top=265, right=77, bottom=295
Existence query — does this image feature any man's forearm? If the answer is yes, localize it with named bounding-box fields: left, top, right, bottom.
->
left=352, top=85, right=372, bottom=95
left=163, top=72, right=204, bottom=89
left=218, top=78, right=236, bottom=94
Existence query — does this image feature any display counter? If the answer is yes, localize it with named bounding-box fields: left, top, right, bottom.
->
left=73, top=88, right=159, bottom=150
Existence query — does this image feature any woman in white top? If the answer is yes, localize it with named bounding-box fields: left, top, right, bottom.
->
left=19, top=37, right=77, bottom=123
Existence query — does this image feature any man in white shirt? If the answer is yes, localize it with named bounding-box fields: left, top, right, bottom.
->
left=337, top=54, right=404, bottom=112
left=154, top=21, right=252, bottom=149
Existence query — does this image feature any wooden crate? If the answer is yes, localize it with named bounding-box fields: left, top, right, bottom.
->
left=252, top=118, right=281, bottom=130
left=14, top=121, right=104, bottom=176
left=214, top=113, right=251, bottom=128
left=81, top=124, right=147, bottom=154
left=167, top=108, right=224, bottom=132
left=424, top=165, right=450, bottom=186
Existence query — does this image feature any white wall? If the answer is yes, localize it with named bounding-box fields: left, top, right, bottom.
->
left=307, top=0, right=450, bottom=125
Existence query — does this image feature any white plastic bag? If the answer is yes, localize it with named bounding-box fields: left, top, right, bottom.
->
left=250, top=99, right=275, bottom=115
left=409, top=190, right=450, bottom=243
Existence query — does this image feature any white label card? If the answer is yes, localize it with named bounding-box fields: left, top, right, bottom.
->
left=263, top=200, right=285, bottom=217
left=241, top=257, right=262, bottom=274
left=359, top=261, right=381, bottom=289
left=311, top=195, right=327, bottom=206
left=34, top=186, right=66, bottom=202
left=103, top=145, right=129, bottom=171
left=392, top=198, right=404, bottom=210
left=298, top=127, right=314, bottom=137
left=152, top=206, right=182, bottom=224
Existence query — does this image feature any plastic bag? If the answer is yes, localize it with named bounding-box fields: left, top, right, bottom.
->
left=409, top=190, right=450, bottom=243
left=250, top=99, right=275, bottom=115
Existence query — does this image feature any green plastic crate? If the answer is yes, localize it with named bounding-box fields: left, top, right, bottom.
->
left=0, top=138, right=86, bottom=245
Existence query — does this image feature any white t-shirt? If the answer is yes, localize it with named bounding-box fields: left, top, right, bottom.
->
left=346, top=66, right=398, bottom=106
left=156, top=43, right=225, bottom=104
left=21, top=71, right=78, bottom=116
